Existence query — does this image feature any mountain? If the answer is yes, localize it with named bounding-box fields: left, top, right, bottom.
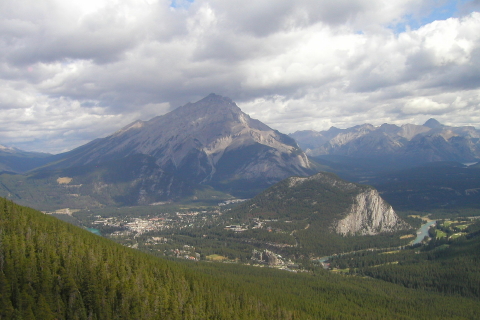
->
left=232, top=172, right=408, bottom=236
left=1, top=94, right=313, bottom=208
left=0, top=144, right=52, bottom=173
left=214, top=172, right=410, bottom=256
left=291, top=118, right=480, bottom=166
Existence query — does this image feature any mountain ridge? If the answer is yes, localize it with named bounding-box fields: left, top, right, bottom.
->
left=0, top=144, right=52, bottom=173
left=47, top=94, right=311, bottom=179
left=290, top=118, right=480, bottom=164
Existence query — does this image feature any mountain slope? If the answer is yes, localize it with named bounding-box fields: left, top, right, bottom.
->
left=291, top=118, right=480, bottom=165
left=369, top=162, right=480, bottom=211
left=203, top=172, right=411, bottom=257
left=30, top=94, right=312, bottom=204
left=0, top=145, right=52, bottom=173
left=0, top=197, right=303, bottom=319
left=1, top=94, right=313, bottom=209
left=47, top=94, right=311, bottom=180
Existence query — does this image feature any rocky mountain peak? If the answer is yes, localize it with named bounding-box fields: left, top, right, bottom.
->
left=39, top=94, right=313, bottom=203
left=423, top=118, right=444, bottom=129
left=175, top=93, right=240, bottom=116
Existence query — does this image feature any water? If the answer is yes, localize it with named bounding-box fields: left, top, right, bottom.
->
left=317, top=256, right=330, bottom=263
left=86, top=227, right=102, bottom=236
left=315, top=220, right=437, bottom=264
left=413, top=220, right=436, bottom=245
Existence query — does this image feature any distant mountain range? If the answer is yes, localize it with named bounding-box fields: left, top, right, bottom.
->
left=0, top=144, right=52, bottom=173
left=2, top=98, right=479, bottom=212
left=289, top=119, right=480, bottom=211
left=290, top=118, right=480, bottom=166
left=0, top=94, right=313, bottom=208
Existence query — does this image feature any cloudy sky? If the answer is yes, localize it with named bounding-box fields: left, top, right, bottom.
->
left=1, top=0, right=480, bottom=153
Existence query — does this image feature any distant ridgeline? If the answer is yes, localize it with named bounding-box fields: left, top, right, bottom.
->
left=291, top=118, right=480, bottom=166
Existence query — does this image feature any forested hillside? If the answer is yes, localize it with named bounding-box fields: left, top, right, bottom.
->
left=0, top=197, right=298, bottom=319
left=1, top=197, right=480, bottom=319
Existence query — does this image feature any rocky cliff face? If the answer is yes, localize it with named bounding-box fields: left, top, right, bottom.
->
left=335, top=189, right=408, bottom=236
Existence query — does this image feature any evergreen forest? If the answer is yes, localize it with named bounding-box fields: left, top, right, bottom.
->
left=1, top=197, right=480, bottom=319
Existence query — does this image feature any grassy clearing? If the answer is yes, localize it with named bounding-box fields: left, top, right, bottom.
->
left=381, top=250, right=401, bottom=255
left=435, top=229, right=447, bottom=238
left=331, top=268, right=350, bottom=274
left=443, top=221, right=453, bottom=227
left=206, top=254, right=228, bottom=261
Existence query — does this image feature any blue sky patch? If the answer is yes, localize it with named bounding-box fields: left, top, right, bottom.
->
left=392, top=0, right=476, bottom=33
left=170, top=0, right=194, bottom=9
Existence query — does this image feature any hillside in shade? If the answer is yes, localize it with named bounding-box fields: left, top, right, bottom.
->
left=0, top=145, right=52, bottom=173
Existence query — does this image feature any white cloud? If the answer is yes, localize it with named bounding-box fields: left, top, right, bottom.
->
left=0, top=0, right=479, bottom=152
left=402, top=97, right=449, bottom=114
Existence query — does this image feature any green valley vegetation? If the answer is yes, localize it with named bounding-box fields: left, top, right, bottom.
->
left=328, top=217, right=480, bottom=298
left=59, top=172, right=416, bottom=265
left=1, top=197, right=480, bottom=319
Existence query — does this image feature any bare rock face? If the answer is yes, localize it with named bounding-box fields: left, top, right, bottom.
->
left=335, top=189, right=408, bottom=236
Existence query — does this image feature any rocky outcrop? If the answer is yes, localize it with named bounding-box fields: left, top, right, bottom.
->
left=334, top=189, right=409, bottom=236
left=251, top=249, right=283, bottom=266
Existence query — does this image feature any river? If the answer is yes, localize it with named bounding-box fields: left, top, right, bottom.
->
left=412, top=220, right=436, bottom=245
left=317, top=220, right=437, bottom=263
